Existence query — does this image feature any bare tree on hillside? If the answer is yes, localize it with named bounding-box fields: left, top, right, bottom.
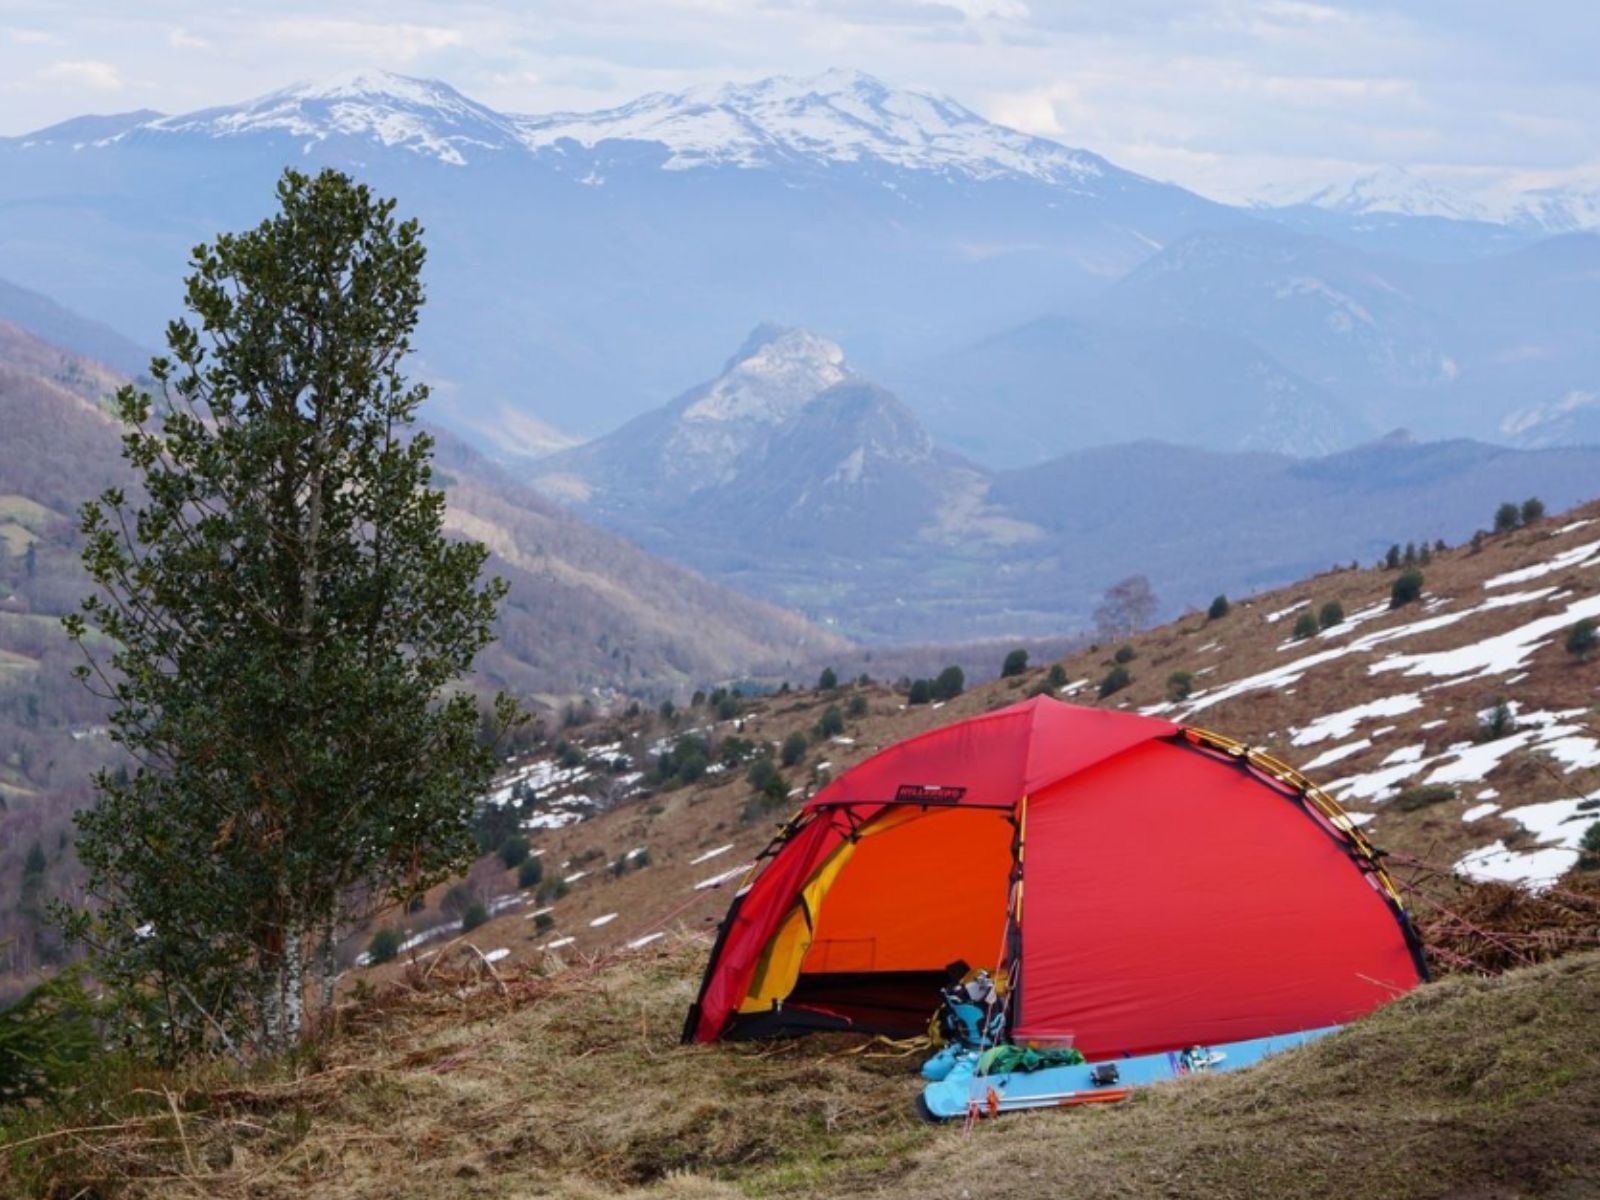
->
left=1094, top=575, right=1158, bottom=641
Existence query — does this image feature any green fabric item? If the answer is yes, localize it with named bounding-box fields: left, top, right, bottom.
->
left=977, top=1043, right=1087, bottom=1075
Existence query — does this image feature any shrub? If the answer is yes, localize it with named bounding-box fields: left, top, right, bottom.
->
left=1582, top=821, right=1600, bottom=861
left=741, top=774, right=790, bottom=824
left=1046, top=663, right=1068, bottom=688
left=1393, top=784, right=1456, bottom=813
left=1292, top=611, right=1318, bottom=640
left=1493, top=501, right=1521, bottom=533
left=720, top=735, right=756, bottom=765
left=499, top=836, right=531, bottom=869
left=847, top=693, right=868, bottom=718
left=1521, top=497, right=1545, bottom=525
left=1207, top=595, right=1229, bottom=620
left=1319, top=600, right=1345, bottom=628
left=817, top=667, right=838, bottom=690
left=536, top=878, right=570, bottom=904
left=1113, top=644, right=1136, bottom=664
left=0, top=970, right=104, bottom=1107
left=747, top=756, right=780, bottom=790
left=534, top=911, right=556, bottom=932
left=1001, top=648, right=1029, bottom=677
left=558, top=742, right=585, bottom=769
left=1384, top=544, right=1401, bottom=569
left=715, top=694, right=740, bottom=720
left=1566, top=618, right=1597, bottom=662
left=1166, top=671, right=1194, bottom=702
left=1390, top=570, right=1424, bottom=609
left=932, top=665, right=965, bottom=701
left=461, top=902, right=489, bottom=932
left=1098, top=665, right=1131, bottom=698
left=815, top=705, right=845, bottom=738
left=1478, top=699, right=1516, bottom=742
left=367, top=927, right=403, bottom=965
left=908, top=679, right=933, bottom=705
left=780, top=731, right=808, bottom=766
left=517, top=857, right=544, bottom=889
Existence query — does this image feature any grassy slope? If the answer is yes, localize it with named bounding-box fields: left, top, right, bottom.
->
left=6, top=942, right=1596, bottom=1199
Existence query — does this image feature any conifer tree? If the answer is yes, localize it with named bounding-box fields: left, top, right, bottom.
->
left=63, top=169, right=514, bottom=1058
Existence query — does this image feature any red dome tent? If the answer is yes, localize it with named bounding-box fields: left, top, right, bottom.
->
left=684, top=697, right=1425, bottom=1056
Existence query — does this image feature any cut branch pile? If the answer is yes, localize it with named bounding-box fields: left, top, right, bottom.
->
left=1393, top=855, right=1600, bottom=976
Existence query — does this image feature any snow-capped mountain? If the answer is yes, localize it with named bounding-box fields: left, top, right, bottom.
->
left=1260, top=165, right=1600, bottom=235
left=2, top=67, right=1595, bottom=464
left=536, top=324, right=945, bottom=539
left=140, top=70, right=526, bottom=165
left=37, top=67, right=1119, bottom=185
left=0, top=68, right=1236, bottom=441
left=515, top=68, right=1110, bottom=185
left=1285, top=166, right=1492, bottom=224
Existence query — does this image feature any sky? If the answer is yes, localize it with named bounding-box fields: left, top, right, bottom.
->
left=1, top=0, right=1597, bottom=202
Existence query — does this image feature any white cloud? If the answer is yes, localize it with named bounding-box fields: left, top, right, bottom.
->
left=167, top=28, right=209, bottom=51
left=258, top=18, right=465, bottom=63
left=38, top=59, right=123, bottom=91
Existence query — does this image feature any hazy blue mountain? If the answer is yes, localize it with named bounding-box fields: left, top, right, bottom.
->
left=4, top=68, right=1594, bottom=470
left=891, top=315, right=1369, bottom=467
left=0, top=68, right=1246, bottom=448
left=1090, top=225, right=1600, bottom=445
left=536, top=328, right=1600, bottom=641
left=537, top=325, right=968, bottom=556
left=14, top=109, right=166, bottom=146
left=0, top=274, right=151, bottom=377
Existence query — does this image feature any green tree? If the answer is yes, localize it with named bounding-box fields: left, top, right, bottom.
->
left=780, top=731, right=808, bottom=767
left=1319, top=600, right=1345, bottom=628
left=1566, top=618, right=1597, bottom=662
left=1165, top=671, right=1194, bottom=703
left=1493, top=502, right=1521, bottom=533
left=1384, top=544, right=1401, bottom=570
left=62, top=169, right=514, bottom=1059
left=367, top=928, right=402, bottom=965
left=1520, top=497, right=1545, bottom=525
left=1046, top=663, right=1068, bottom=688
left=746, top=756, right=779, bottom=790
left=461, top=902, right=489, bottom=932
left=498, top=836, right=531, bottom=870
left=517, top=857, right=544, bottom=889
left=932, top=665, right=965, bottom=701
left=815, top=704, right=845, bottom=738
left=907, top=679, right=933, bottom=705
left=1207, top=595, right=1229, bottom=620
left=19, top=840, right=48, bottom=919
left=846, top=693, right=868, bottom=718
left=1001, top=648, right=1029, bottom=677
left=1479, top=699, right=1516, bottom=742
left=1292, top=611, right=1318, bottom=640
left=1113, top=644, right=1136, bottom=664
left=817, top=667, right=838, bottom=691
left=1098, top=665, right=1131, bottom=698
left=1390, top=570, right=1425, bottom=609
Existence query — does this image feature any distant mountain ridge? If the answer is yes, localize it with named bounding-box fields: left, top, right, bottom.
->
left=540, top=327, right=1600, bottom=641
left=2, top=67, right=1595, bottom=463
left=1256, top=165, right=1600, bottom=235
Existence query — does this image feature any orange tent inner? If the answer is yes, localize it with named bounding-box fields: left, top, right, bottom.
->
left=741, top=805, right=1015, bottom=1027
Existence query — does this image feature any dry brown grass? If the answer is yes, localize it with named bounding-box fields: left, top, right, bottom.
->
left=1, top=937, right=928, bottom=1199
left=6, top=938, right=1598, bottom=1200
left=887, top=950, right=1600, bottom=1200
